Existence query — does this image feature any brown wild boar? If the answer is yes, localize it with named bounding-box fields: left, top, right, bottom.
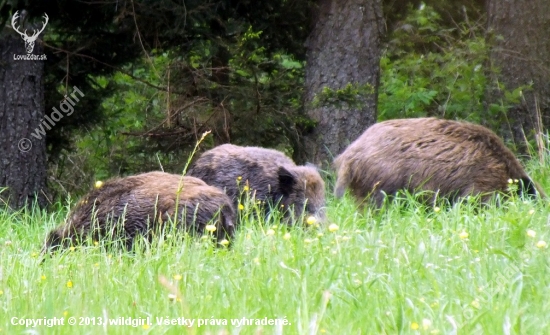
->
left=334, top=118, right=544, bottom=206
left=43, top=172, right=235, bottom=254
left=187, top=144, right=326, bottom=223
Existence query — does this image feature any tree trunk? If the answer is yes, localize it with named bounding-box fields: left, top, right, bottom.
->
left=0, top=32, right=47, bottom=209
left=303, top=0, right=384, bottom=167
left=486, top=0, right=550, bottom=152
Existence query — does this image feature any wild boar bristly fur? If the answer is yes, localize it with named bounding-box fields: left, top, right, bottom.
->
left=334, top=118, right=544, bottom=206
left=187, top=144, right=326, bottom=222
left=43, top=172, right=235, bottom=254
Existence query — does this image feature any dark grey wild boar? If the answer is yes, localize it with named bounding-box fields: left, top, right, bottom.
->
left=334, top=118, right=545, bottom=206
left=43, top=172, right=235, bottom=254
left=187, top=144, right=326, bottom=223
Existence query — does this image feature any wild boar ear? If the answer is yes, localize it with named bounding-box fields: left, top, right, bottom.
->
left=278, top=166, right=296, bottom=195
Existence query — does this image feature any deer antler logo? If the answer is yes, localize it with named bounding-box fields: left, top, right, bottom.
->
left=11, top=11, right=49, bottom=54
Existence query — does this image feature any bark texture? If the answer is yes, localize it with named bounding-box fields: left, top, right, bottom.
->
left=0, top=32, right=47, bottom=209
left=303, top=0, right=384, bottom=166
left=486, top=0, right=550, bottom=149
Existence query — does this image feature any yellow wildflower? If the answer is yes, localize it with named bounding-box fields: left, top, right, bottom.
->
left=173, top=274, right=182, bottom=281
left=527, top=229, right=536, bottom=238
left=205, top=224, right=217, bottom=233
left=536, top=240, right=547, bottom=249
left=306, top=216, right=317, bottom=225
left=459, top=231, right=469, bottom=239
left=219, top=239, right=230, bottom=246
left=328, top=224, right=339, bottom=232
left=266, top=229, right=275, bottom=236
left=238, top=204, right=244, bottom=210
left=66, top=280, right=73, bottom=288
left=283, top=233, right=291, bottom=240
left=411, top=322, right=419, bottom=330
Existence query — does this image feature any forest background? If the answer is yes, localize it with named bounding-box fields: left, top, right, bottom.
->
left=0, top=0, right=548, bottom=209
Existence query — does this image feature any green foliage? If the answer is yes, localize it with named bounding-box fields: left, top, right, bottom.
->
left=2, top=157, right=550, bottom=334
left=224, top=27, right=308, bottom=152
left=51, top=25, right=308, bottom=197
left=378, top=3, right=526, bottom=127
left=31, top=0, right=312, bottom=161
left=0, top=0, right=315, bottom=196
left=49, top=53, right=176, bottom=195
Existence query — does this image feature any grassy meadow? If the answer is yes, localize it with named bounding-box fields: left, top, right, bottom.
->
left=1, top=159, right=550, bottom=334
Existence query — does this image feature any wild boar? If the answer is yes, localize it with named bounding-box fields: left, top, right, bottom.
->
left=43, top=172, right=235, bottom=254
left=187, top=144, right=326, bottom=223
left=334, top=118, right=544, bottom=206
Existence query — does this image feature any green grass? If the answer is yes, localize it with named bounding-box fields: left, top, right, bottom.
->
left=2, top=167, right=550, bottom=334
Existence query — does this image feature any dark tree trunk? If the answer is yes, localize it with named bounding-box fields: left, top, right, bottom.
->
left=486, top=0, right=550, bottom=152
left=0, top=32, right=47, bottom=209
left=303, top=0, right=384, bottom=167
